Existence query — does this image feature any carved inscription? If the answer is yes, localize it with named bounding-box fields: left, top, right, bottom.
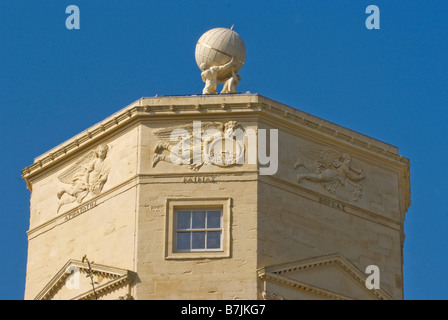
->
left=149, top=205, right=164, bottom=215
left=183, top=176, right=217, bottom=184
left=64, top=201, right=97, bottom=221
left=319, top=197, right=345, bottom=212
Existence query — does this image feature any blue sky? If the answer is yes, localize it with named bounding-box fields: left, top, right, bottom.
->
left=1, top=0, right=447, bottom=299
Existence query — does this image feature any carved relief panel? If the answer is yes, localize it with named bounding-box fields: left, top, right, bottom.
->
left=151, top=120, right=246, bottom=172
left=56, top=144, right=111, bottom=212
left=288, top=139, right=400, bottom=220
left=294, top=145, right=366, bottom=202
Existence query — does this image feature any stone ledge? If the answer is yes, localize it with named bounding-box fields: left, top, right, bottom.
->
left=21, top=94, right=410, bottom=198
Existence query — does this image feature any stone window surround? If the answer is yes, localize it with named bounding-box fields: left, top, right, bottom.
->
left=165, top=197, right=231, bottom=259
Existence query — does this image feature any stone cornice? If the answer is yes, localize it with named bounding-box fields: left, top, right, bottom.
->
left=259, top=270, right=353, bottom=300
left=258, top=253, right=394, bottom=300
left=74, top=273, right=133, bottom=300
left=35, top=259, right=136, bottom=300
left=21, top=94, right=410, bottom=210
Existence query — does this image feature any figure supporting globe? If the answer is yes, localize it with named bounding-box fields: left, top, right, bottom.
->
left=195, top=26, right=246, bottom=94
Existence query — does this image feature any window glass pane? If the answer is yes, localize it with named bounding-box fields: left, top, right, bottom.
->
left=207, top=211, right=221, bottom=228
left=176, top=232, right=190, bottom=251
left=207, top=231, right=221, bottom=249
left=191, top=232, right=206, bottom=249
left=177, top=211, right=191, bottom=230
left=192, top=211, right=206, bottom=229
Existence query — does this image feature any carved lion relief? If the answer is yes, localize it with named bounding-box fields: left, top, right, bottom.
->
left=294, top=145, right=366, bottom=201
left=56, top=144, right=111, bottom=212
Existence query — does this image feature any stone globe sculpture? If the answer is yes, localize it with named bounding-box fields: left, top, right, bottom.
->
left=195, top=26, right=246, bottom=95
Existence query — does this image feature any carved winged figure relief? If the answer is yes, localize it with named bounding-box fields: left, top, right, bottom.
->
left=56, top=144, right=110, bottom=212
left=152, top=121, right=244, bottom=171
left=294, top=145, right=366, bottom=201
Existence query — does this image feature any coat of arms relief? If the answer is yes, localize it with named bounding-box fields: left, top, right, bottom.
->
left=294, top=145, right=366, bottom=201
left=56, top=144, right=111, bottom=212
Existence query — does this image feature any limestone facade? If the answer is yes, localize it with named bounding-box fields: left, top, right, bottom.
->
left=22, top=94, right=411, bottom=300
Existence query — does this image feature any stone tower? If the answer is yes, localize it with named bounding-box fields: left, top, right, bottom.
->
left=22, top=94, right=410, bottom=300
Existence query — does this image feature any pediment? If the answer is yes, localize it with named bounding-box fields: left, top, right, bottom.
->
left=35, top=260, right=136, bottom=300
left=258, top=253, right=393, bottom=300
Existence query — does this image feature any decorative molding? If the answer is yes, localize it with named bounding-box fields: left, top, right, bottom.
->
left=261, top=291, right=286, bottom=300
left=259, top=271, right=352, bottom=300
left=258, top=253, right=394, bottom=300
left=35, top=259, right=136, bottom=300
left=21, top=96, right=408, bottom=178
left=21, top=95, right=410, bottom=211
left=118, top=293, right=134, bottom=300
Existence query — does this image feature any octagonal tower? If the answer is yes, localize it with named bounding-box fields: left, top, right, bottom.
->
left=22, top=94, right=410, bottom=300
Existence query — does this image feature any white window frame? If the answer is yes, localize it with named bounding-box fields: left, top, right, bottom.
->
left=165, top=197, right=231, bottom=259
left=175, top=208, right=223, bottom=252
